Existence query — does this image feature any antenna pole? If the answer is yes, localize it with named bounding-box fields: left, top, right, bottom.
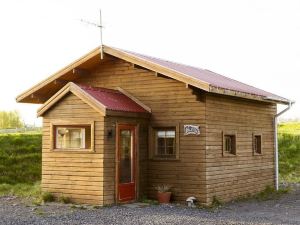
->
left=80, top=10, right=104, bottom=60
left=99, top=9, right=103, bottom=59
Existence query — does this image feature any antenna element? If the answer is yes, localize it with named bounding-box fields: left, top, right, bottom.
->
left=80, top=9, right=104, bottom=59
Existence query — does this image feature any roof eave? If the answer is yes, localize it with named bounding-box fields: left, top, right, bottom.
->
left=209, top=86, right=291, bottom=105
left=16, top=47, right=101, bottom=103
left=37, top=82, right=107, bottom=117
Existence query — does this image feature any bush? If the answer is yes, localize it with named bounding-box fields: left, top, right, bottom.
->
left=59, top=195, right=72, bottom=204
left=42, top=192, right=55, bottom=202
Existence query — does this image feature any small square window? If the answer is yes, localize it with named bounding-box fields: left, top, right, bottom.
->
left=223, top=132, right=237, bottom=156
left=253, top=134, right=262, bottom=155
left=149, top=125, right=179, bottom=160
left=155, top=129, right=176, bottom=158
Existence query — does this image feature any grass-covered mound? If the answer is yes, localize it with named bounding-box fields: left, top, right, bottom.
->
left=0, top=133, right=42, bottom=184
left=278, top=122, right=300, bottom=183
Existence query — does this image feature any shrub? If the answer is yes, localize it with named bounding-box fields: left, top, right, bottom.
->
left=59, top=195, right=72, bottom=204
left=42, top=192, right=55, bottom=202
left=211, top=196, right=223, bottom=208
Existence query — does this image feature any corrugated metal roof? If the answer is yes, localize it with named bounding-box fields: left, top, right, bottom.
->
left=121, top=49, right=288, bottom=103
left=78, top=85, right=148, bottom=113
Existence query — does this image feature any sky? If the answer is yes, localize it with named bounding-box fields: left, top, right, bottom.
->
left=0, top=0, right=299, bottom=125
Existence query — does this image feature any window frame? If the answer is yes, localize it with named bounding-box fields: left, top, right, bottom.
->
left=50, top=120, right=95, bottom=152
left=222, top=131, right=237, bottom=157
left=252, top=133, right=263, bottom=156
left=149, top=124, right=179, bottom=160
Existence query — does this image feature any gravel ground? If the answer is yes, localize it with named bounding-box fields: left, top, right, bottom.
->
left=0, top=188, right=299, bottom=225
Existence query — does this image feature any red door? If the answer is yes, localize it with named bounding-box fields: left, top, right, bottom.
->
left=117, top=125, right=136, bottom=202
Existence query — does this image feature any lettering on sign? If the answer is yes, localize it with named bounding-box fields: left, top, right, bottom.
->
left=184, top=125, right=200, bottom=135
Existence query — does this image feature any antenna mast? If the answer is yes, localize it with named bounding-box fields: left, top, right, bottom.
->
left=99, top=9, right=103, bottom=59
left=80, top=9, right=104, bottom=59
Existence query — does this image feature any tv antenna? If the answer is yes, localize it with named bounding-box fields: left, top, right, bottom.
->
left=80, top=9, right=104, bottom=59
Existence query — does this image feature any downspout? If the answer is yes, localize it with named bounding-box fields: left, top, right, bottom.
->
left=274, top=101, right=293, bottom=190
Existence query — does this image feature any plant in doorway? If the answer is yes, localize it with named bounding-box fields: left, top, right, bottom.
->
left=155, top=184, right=172, bottom=204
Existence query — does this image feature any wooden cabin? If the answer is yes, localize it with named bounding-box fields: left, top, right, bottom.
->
left=16, top=46, right=290, bottom=205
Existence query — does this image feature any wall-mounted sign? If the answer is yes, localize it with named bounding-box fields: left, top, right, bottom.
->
left=184, top=125, right=200, bottom=135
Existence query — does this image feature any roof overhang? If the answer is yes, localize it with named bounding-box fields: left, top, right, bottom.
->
left=16, top=45, right=291, bottom=105
left=37, top=82, right=151, bottom=118
left=37, top=82, right=107, bottom=117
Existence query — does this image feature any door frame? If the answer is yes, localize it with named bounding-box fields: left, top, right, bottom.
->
left=115, top=123, right=139, bottom=203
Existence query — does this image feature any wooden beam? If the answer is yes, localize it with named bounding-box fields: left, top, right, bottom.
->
left=72, top=68, right=90, bottom=76
left=132, top=64, right=152, bottom=72
left=53, top=79, right=69, bottom=85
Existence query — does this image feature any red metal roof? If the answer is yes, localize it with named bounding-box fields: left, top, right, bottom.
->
left=78, top=85, right=148, bottom=113
left=120, top=49, right=288, bottom=103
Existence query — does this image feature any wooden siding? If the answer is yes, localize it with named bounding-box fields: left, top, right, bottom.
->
left=41, top=56, right=277, bottom=205
left=42, top=93, right=104, bottom=205
left=205, top=94, right=276, bottom=203
left=76, top=58, right=207, bottom=203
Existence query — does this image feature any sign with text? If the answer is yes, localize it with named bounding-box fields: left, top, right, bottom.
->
left=184, top=125, right=200, bottom=135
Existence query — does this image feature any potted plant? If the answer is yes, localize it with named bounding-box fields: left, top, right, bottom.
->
left=155, top=184, right=172, bottom=204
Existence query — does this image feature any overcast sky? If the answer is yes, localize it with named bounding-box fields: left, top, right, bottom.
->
left=0, top=0, right=299, bottom=125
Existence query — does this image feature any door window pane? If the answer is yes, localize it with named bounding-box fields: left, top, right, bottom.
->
left=120, top=130, right=132, bottom=183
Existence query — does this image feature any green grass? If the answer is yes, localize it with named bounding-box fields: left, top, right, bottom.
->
left=278, top=122, right=300, bottom=135
left=0, top=133, right=42, bottom=202
left=278, top=122, right=300, bottom=183
left=0, top=133, right=42, bottom=184
left=0, top=182, right=41, bottom=198
left=254, top=185, right=289, bottom=201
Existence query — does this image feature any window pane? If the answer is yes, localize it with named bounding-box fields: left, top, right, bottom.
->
left=120, top=130, right=132, bottom=183
left=254, top=135, right=261, bottom=154
left=224, top=135, right=235, bottom=155
left=157, top=131, right=166, bottom=138
left=166, top=131, right=175, bottom=138
left=55, top=125, right=91, bottom=150
left=166, top=146, right=174, bottom=155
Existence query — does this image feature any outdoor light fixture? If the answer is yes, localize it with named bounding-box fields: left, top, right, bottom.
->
left=107, top=129, right=113, bottom=139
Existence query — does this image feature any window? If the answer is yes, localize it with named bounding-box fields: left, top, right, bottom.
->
left=223, top=132, right=237, bottom=156
left=155, top=129, right=176, bottom=158
left=149, top=125, right=179, bottom=160
left=253, top=133, right=262, bottom=155
left=51, top=121, right=94, bottom=151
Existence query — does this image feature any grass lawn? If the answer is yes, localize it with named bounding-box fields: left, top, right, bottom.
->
left=0, top=133, right=42, bottom=199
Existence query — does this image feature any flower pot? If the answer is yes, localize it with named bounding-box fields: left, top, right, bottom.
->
left=157, top=192, right=171, bottom=204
